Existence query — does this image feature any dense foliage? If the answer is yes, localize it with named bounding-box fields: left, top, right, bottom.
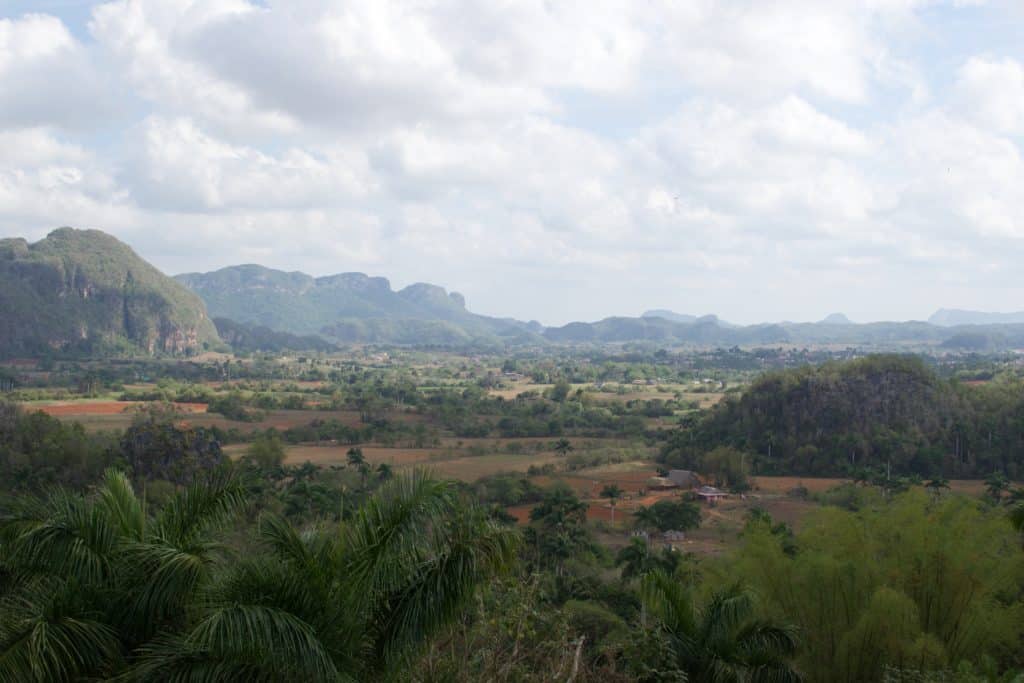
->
left=0, top=469, right=515, bottom=681
left=663, top=355, right=1024, bottom=478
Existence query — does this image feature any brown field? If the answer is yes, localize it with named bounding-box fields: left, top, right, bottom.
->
left=428, top=453, right=563, bottom=481
left=282, top=445, right=444, bottom=466
left=31, top=401, right=207, bottom=416
left=34, top=403, right=425, bottom=434
left=227, top=441, right=563, bottom=481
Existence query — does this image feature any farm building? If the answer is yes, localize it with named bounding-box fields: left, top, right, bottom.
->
left=668, top=469, right=700, bottom=489
left=696, top=485, right=728, bottom=506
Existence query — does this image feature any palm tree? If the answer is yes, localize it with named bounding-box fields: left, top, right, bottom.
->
left=637, top=571, right=801, bottom=682
left=600, top=484, right=624, bottom=525
left=376, top=462, right=393, bottom=481
left=986, top=472, right=1010, bottom=503
left=553, top=438, right=573, bottom=457
left=346, top=447, right=366, bottom=468
left=0, top=469, right=516, bottom=681
left=925, top=476, right=950, bottom=499
left=347, top=447, right=370, bottom=488
left=0, top=468, right=246, bottom=681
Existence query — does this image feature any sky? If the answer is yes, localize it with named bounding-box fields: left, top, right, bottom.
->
left=1, top=0, right=1023, bottom=326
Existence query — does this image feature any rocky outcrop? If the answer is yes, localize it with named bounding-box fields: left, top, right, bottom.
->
left=0, top=228, right=219, bottom=357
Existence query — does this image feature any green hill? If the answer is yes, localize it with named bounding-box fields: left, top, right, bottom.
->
left=662, top=354, right=1024, bottom=478
left=0, top=228, right=219, bottom=357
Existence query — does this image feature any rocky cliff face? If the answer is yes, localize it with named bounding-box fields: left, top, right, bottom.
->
left=0, top=228, right=220, bottom=357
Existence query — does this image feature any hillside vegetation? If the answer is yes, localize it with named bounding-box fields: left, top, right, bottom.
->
left=663, top=354, right=1024, bottom=478
left=0, top=228, right=219, bottom=357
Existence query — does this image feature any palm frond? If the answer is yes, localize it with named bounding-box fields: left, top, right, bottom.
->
left=151, top=469, right=246, bottom=548
left=641, top=571, right=698, bottom=638
left=97, top=469, right=145, bottom=542
left=0, top=577, right=121, bottom=683
left=186, top=605, right=338, bottom=682
left=119, top=634, right=270, bottom=683
left=341, top=470, right=457, bottom=595
left=735, top=622, right=800, bottom=661
left=372, top=508, right=517, bottom=670
left=700, top=584, right=755, bottom=646
left=258, top=513, right=335, bottom=577
left=113, top=540, right=219, bottom=643
left=1, top=491, right=116, bottom=586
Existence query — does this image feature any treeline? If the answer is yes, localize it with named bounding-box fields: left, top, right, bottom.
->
left=662, top=354, right=1024, bottom=478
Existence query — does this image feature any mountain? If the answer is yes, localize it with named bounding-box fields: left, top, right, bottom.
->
left=929, top=309, right=1024, bottom=327
left=175, top=265, right=540, bottom=345
left=820, top=313, right=853, bottom=325
left=0, top=228, right=218, bottom=357
left=642, top=310, right=697, bottom=323
left=543, top=316, right=789, bottom=345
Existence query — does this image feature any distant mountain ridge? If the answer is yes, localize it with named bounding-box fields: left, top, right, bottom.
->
left=544, top=316, right=788, bottom=345
left=642, top=310, right=698, bottom=323
left=929, top=309, right=1024, bottom=327
left=0, top=228, right=218, bottom=357
left=7, top=228, right=1024, bottom=354
left=175, top=264, right=539, bottom=345
left=641, top=310, right=737, bottom=327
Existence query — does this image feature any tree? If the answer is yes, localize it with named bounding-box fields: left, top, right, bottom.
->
left=553, top=438, right=573, bottom=457
left=347, top=447, right=370, bottom=488
left=633, top=499, right=702, bottom=533
left=985, top=472, right=1010, bottom=503
left=247, top=433, right=286, bottom=469
left=0, top=469, right=515, bottom=681
left=600, top=484, right=624, bottom=525
left=121, top=407, right=226, bottom=484
left=627, top=571, right=801, bottom=682
left=525, top=486, right=592, bottom=575
left=633, top=504, right=660, bottom=534
left=346, top=447, right=366, bottom=468
left=549, top=382, right=572, bottom=403
left=376, top=462, right=393, bottom=481
left=615, top=537, right=683, bottom=582
left=925, top=476, right=950, bottom=499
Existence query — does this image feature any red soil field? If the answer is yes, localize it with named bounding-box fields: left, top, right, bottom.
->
left=34, top=401, right=207, bottom=416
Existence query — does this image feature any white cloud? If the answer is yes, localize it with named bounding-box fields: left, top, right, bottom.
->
left=124, top=116, right=372, bottom=211
left=0, top=0, right=1022, bottom=323
left=0, top=13, right=115, bottom=129
left=955, top=56, right=1024, bottom=135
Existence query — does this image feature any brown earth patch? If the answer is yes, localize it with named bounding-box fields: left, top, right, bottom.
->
left=32, top=401, right=207, bottom=416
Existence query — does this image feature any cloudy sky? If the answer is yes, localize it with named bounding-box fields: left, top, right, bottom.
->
left=1, top=0, right=1023, bottom=325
